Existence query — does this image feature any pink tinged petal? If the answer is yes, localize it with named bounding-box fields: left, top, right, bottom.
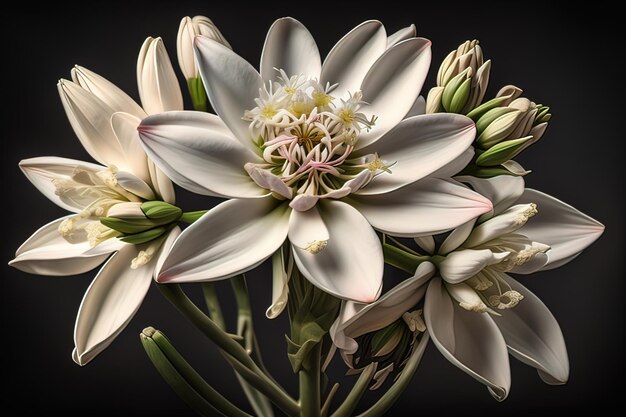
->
left=386, top=24, right=416, bottom=48
left=515, top=189, right=605, bottom=271
left=425, top=277, right=511, bottom=401
left=292, top=200, right=383, bottom=302
left=288, top=206, right=329, bottom=251
left=348, top=178, right=492, bottom=238
left=355, top=114, right=476, bottom=195
left=157, top=197, right=290, bottom=283
left=439, top=219, right=477, bottom=255
left=194, top=36, right=263, bottom=151
left=405, top=95, right=425, bottom=118
left=492, top=274, right=569, bottom=384
left=321, top=21, right=387, bottom=98
left=58, top=79, right=127, bottom=168
left=110, top=112, right=151, bottom=183
left=138, top=111, right=266, bottom=199
left=245, top=164, right=293, bottom=199
left=148, top=159, right=175, bottom=204
left=331, top=262, right=435, bottom=354
left=137, top=37, right=183, bottom=115
left=9, top=216, right=118, bottom=276
left=19, top=157, right=106, bottom=213
left=456, top=175, right=525, bottom=220
left=260, top=17, right=321, bottom=82
left=357, top=38, right=432, bottom=149
left=73, top=243, right=155, bottom=365
left=428, top=148, right=474, bottom=180
left=289, top=194, right=319, bottom=212
left=71, top=66, right=146, bottom=119
left=439, top=249, right=510, bottom=284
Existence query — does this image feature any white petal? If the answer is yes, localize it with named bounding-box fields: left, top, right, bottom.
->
left=9, top=216, right=118, bottom=276
left=456, top=175, right=525, bottom=220
left=492, top=274, right=569, bottom=384
left=414, top=235, right=435, bottom=254
left=331, top=262, right=435, bottom=354
left=439, top=219, right=476, bottom=255
left=439, top=249, right=510, bottom=284
left=405, top=95, right=425, bottom=118
left=58, top=79, right=127, bottom=167
left=348, top=178, right=492, bottom=237
left=138, top=111, right=265, bottom=198
left=73, top=243, right=154, bottom=365
left=157, top=197, right=290, bottom=283
left=321, top=21, right=387, bottom=98
left=292, top=200, right=383, bottom=302
left=137, top=37, right=183, bottom=115
left=260, top=17, right=321, bottom=82
left=110, top=112, right=151, bottom=183
left=71, top=66, right=146, bottom=119
left=245, top=164, right=293, bottom=199
left=465, top=203, right=539, bottom=248
left=19, top=157, right=107, bottom=213
left=194, top=36, right=263, bottom=151
left=357, top=38, right=432, bottom=149
left=267, top=249, right=290, bottom=319
left=288, top=206, right=329, bottom=250
left=387, top=24, right=416, bottom=48
left=425, top=277, right=511, bottom=401
left=355, top=114, right=476, bottom=195
left=515, top=189, right=604, bottom=271
left=177, top=17, right=199, bottom=79
left=428, top=147, right=474, bottom=179
left=115, top=171, right=155, bottom=201
left=148, top=160, right=175, bottom=204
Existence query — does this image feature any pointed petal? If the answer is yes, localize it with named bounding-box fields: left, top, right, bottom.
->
left=439, top=249, right=509, bottom=284
left=456, top=175, right=525, bottom=220
left=148, top=160, right=175, bottom=204
left=331, top=262, right=435, bottom=353
left=428, top=147, right=474, bottom=179
left=414, top=235, right=435, bottom=254
left=115, top=171, right=155, bottom=201
left=492, top=274, right=569, bottom=384
left=425, top=277, right=511, bottom=401
left=260, top=17, right=321, bottom=82
left=73, top=243, right=154, bottom=365
left=110, top=112, right=151, bottom=183
left=349, top=178, right=492, bottom=237
left=355, top=114, right=476, bottom=195
left=515, top=189, right=604, bottom=270
left=405, top=95, right=425, bottom=118
left=288, top=205, right=329, bottom=250
left=71, top=65, right=146, bottom=119
left=9, top=216, right=117, bottom=276
left=194, top=36, right=263, bottom=151
left=137, top=37, right=183, bottom=114
left=292, top=200, right=383, bottom=302
left=138, top=111, right=265, bottom=198
left=439, top=219, right=477, bottom=255
left=465, top=203, right=539, bottom=248
left=267, top=249, right=290, bottom=319
left=321, top=21, right=387, bottom=98
left=357, top=38, right=432, bottom=149
left=19, top=157, right=106, bottom=213
left=58, top=79, right=127, bottom=167
left=157, top=197, right=290, bottom=283
left=387, top=24, right=416, bottom=48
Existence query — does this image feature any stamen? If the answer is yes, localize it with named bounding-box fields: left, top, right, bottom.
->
left=459, top=301, right=488, bottom=313
left=58, top=217, right=76, bottom=237
left=305, top=240, right=328, bottom=254
left=402, top=310, right=426, bottom=333
left=515, top=203, right=537, bottom=225
left=488, top=290, right=524, bottom=310
left=84, top=222, right=119, bottom=247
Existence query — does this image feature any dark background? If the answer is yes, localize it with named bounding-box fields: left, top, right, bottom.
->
left=2, top=1, right=623, bottom=415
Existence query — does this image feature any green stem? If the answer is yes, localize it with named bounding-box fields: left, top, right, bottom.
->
left=383, top=243, right=428, bottom=274
left=188, top=77, right=208, bottom=112
left=357, top=333, right=430, bottom=417
left=299, top=342, right=321, bottom=417
left=320, top=383, right=339, bottom=417
left=180, top=210, right=208, bottom=223
left=158, top=284, right=299, bottom=417
left=201, top=283, right=225, bottom=330
left=330, top=363, right=376, bottom=417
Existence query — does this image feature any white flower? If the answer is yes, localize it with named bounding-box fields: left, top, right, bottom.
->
left=138, top=17, right=494, bottom=302
left=10, top=50, right=181, bottom=365
left=331, top=175, right=604, bottom=400
left=177, top=16, right=231, bottom=79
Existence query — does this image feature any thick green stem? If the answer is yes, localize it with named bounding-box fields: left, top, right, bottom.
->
left=383, top=244, right=428, bottom=274
left=158, top=284, right=299, bottom=417
left=299, top=342, right=322, bottom=417
left=201, top=283, right=225, bottom=330
left=180, top=210, right=208, bottom=224
left=357, top=333, right=430, bottom=417
left=330, top=363, right=376, bottom=417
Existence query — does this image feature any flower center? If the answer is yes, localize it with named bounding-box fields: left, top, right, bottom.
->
left=243, top=70, right=388, bottom=208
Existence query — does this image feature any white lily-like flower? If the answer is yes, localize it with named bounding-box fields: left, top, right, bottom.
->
left=138, top=17, right=494, bottom=303
left=331, top=175, right=604, bottom=400
left=177, top=16, right=231, bottom=80
left=10, top=39, right=182, bottom=365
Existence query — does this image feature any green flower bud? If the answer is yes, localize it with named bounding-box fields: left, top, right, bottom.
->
left=120, top=226, right=168, bottom=245
left=99, top=216, right=157, bottom=234
left=141, top=201, right=183, bottom=224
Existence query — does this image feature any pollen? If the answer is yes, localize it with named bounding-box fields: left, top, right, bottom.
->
left=459, top=301, right=488, bottom=313
left=312, top=90, right=333, bottom=108
left=515, top=203, right=538, bottom=225
left=58, top=217, right=76, bottom=237
left=488, top=290, right=524, bottom=310
left=305, top=240, right=328, bottom=254
left=131, top=250, right=152, bottom=269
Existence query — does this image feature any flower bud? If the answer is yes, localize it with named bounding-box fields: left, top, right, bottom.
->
left=141, top=201, right=183, bottom=224
left=137, top=37, right=183, bottom=115
left=177, top=16, right=231, bottom=80
left=427, top=40, right=491, bottom=114
left=100, top=201, right=182, bottom=242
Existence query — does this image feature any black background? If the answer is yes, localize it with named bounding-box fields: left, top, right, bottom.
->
left=2, top=2, right=623, bottom=415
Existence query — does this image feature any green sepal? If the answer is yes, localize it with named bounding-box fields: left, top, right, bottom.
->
left=187, top=77, right=208, bottom=112
left=475, top=135, right=534, bottom=166
left=448, top=77, right=472, bottom=114
left=99, top=216, right=156, bottom=234
left=441, top=71, right=469, bottom=112
left=180, top=210, right=208, bottom=224
left=466, top=96, right=508, bottom=121
left=120, top=226, right=168, bottom=244
left=476, top=110, right=522, bottom=149
left=458, top=163, right=522, bottom=178
left=474, top=107, right=517, bottom=135
left=141, top=201, right=182, bottom=224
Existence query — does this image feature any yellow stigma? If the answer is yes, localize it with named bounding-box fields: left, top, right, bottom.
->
left=338, top=108, right=354, bottom=124
left=305, top=240, right=328, bottom=254
left=367, top=154, right=391, bottom=173
left=312, top=90, right=333, bottom=108
left=260, top=105, right=278, bottom=119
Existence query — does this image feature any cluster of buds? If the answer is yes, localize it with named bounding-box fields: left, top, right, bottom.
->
left=347, top=310, right=426, bottom=390
left=426, top=40, right=491, bottom=114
